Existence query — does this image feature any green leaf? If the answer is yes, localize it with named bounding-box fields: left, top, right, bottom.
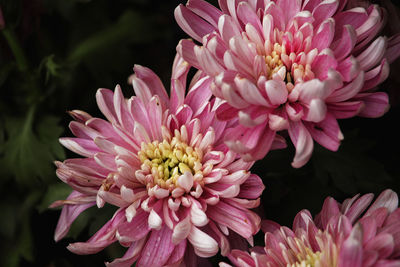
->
left=0, top=108, right=65, bottom=186
left=37, top=115, right=66, bottom=160
left=67, top=10, right=155, bottom=64
left=39, top=54, right=64, bottom=84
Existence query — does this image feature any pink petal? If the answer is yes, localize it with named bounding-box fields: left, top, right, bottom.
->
left=174, top=4, right=214, bottom=43
left=318, top=196, right=340, bottom=229
left=354, top=6, right=384, bottom=52
left=68, top=121, right=97, bottom=140
left=334, top=8, right=368, bottom=37
left=336, top=56, right=360, bottom=82
left=365, top=233, right=395, bottom=259
left=67, top=209, right=125, bottom=255
left=354, top=92, right=389, bottom=118
left=237, top=174, right=264, bottom=199
left=195, top=45, right=225, bottom=76
left=227, top=250, right=255, bottom=267
left=68, top=109, right=92, bottom=123
left=261, top=219, right=281, bottom=233
left=106, top=239, right=147, bottom=267
left=263, top=79, right=288, bottom=106
left=295, top=79, right=327, bottom=103
left=237, top=1, right=262, bottom=33
left=304, top=98, right=327, bottom=123
left=311, top=52, right=338, bottom=79
left=305, top=113, right=342, bottom=151
left=278, top=0, right=301, bottom=26
left=234, top=76, right=271, bottom=106
left=385, top=34, right=400, bottom=64
left=311, top=18, right=335, bottom=51
left=186, top=0, right=222, bottom=28
left=356, top=36, right=387, bottom=71
left=148, top=205, right=163, bottom=230
left=331, top=24, right=357, bottom=61
left=374, top=260, right=400, bottom=267
left=269, top=113, right=289, bottom=131
left=188, top=226, right=219, bottom=257
left=165, top=239, right=187, bottom=266
left=96, top=89, right=118, bottom=124
left=136, top=225, right=176, bottom=267
left=113, top=85, right=134, bottom=133
left=207, top=200, right=256, bottom=238
left=117, top=209, right=150, bottom=243
left=133, top=65, right=169, bottom=109
left=361, top=59, right=389, bottom=92
left=264, top=2, right=285, bottom=31
left=288, top=121, right=314, bottom=168
left=59, top=137, right=100, bottom=157
left=147, top=96, right=163, bottom=141
left=218, top=14, right=242, bottom=44
left=312, top=0, right=339, bottom=27
left=185, top=76, right=213, bottom=114
left=190, top=201, right=209, bottom=227
left=365, top=189, right=399, bottom=216
left=344, top=193, right=374, bottom=224
left=176, top=39, right=202, bottom=71
left=172, top=215, right=191, bottom=244
left=327, top=101, right=363, bottom=119
left=338, top=224, right=363, bottom=267
left=53, top=191, right=96, bottom=242
left=327, top=71, right=365, bottom=102
left=262, top=14, right=274, bottom=42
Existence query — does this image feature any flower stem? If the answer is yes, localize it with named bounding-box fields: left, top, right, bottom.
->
left=1, top=27, right=28, bottom=72
left=22, top=104, right=36, bottom=137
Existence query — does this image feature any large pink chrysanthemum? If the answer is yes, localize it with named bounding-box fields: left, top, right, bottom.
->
left=175, top=0, right=400, bottom=167
left=222, top=189, right=400, bottom=266
left=51, top=55, right=264, bottom=266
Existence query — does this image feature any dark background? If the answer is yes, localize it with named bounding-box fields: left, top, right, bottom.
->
left=0, top=0, right=399, bottom=266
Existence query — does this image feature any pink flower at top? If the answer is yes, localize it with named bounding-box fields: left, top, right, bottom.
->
left=221, top=189, right=400, bottom=267
left=175, top=0, right=400, bottom=168
left=51, top=54, right=264, bottom=267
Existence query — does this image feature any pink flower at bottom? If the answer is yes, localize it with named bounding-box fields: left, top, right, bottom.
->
left=222, top=189, right=400, bottom=267
left=175, top=0, right=400, bottom=168
left=51, top=54, right=264, bottom=266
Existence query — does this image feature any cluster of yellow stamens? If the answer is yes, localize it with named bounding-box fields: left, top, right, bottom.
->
left=292, top=246, right=322, bottom=267
left=138, top=137, right=203, bottom=189
left=265, top=43, right=285, bottom=79
left=283, top=231, right=337, bottom=267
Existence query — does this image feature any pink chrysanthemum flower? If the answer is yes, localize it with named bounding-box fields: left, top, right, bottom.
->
left=51, top=55, right=264, bottom=266
left=221, top=189, right=400, bottom=266
left=175, top=0, right=400, bottom=167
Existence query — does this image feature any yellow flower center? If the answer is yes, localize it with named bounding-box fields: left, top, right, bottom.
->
left=138, top=137, right=203, bottom=189
left=284, top=231, right=338, bottom=267
left=265, top=43, right=285, bottom=79
left=291, top=247, right=322, bottom=267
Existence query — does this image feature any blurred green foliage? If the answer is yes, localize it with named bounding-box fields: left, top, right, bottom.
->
left=0, top=0, right=399, bottom=266
left=0, top=0, right=185, bottom=266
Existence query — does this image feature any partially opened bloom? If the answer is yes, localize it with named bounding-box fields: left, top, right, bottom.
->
left=51, top=55, right=264, bottom=266
left=222, top=189, right=400, bottom=266
left=175, top=0, right=400, bottom=167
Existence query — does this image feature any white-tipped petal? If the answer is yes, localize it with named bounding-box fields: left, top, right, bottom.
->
left=148, top=209, right=163, bottom=230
